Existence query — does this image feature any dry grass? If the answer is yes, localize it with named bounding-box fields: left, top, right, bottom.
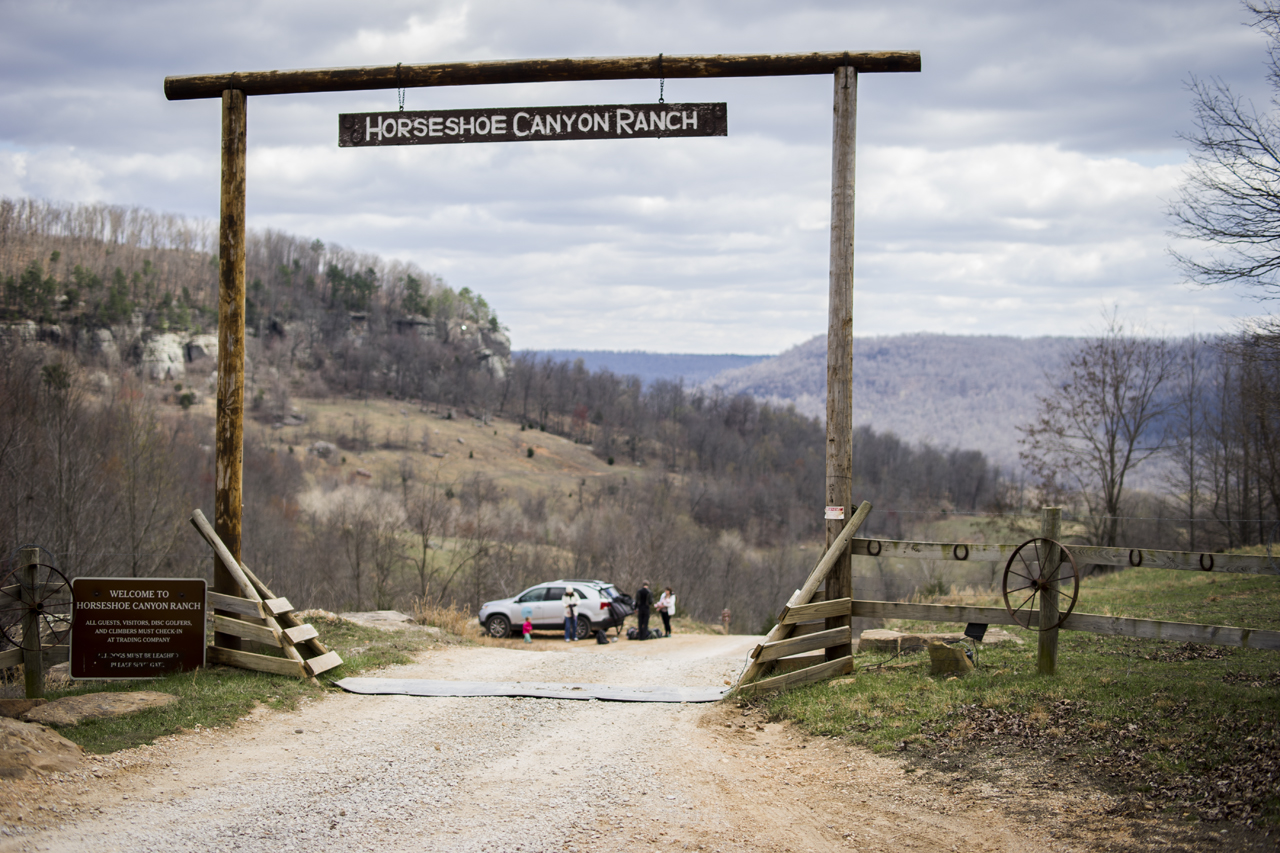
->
left=258, top=397, right=626, bottom=499
left=409, top=595, right=481, bottom=638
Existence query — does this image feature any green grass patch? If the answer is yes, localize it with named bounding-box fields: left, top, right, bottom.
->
left=749, top=564, right=1280, bottom=827
left=38, top=616, right=448, bottom=755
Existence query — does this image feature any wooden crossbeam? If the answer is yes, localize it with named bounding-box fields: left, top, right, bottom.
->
left=208, top=646, right=307, bottom=678
left=303, top=651, right=343, bottom=676
left=0, top=582, right=68, bottom=598
left=213, top=614, right=281, bottom=646
left=0, top=645, right=69, bottom=670
left=751, top=627, right=850, bottom=663
left=165, top=52, right=922, bottom=101
left=779, top=598, right=851, bottom=624
left=283, top=624, right=319, bottom=644
left=207, top=591, right=266, bottom=618
left=740, top=656, right=853, bottom=693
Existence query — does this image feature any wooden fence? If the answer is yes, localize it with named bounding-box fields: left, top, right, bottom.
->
left=1, top=518, right=342, bottom=699
left=0, top=548, right=70, bottom=698
left=736, top=505, right=1280, bottom=691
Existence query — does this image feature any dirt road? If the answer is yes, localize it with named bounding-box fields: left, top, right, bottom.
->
left=0, top=635, right=1166, bottom=852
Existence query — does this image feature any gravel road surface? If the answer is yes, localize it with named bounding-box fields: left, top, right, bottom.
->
left=0, top=634, right=1197, bottom=853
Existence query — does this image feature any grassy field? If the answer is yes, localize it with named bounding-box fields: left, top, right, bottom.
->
left=252, top=396, right=628, bottom=499
left=749, top=563, right=1280, bottom=829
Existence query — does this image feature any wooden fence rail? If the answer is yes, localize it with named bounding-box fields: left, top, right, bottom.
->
left=849, top=601, right=1280, bottom=651
left=849, top=538, right=1277, bottom=576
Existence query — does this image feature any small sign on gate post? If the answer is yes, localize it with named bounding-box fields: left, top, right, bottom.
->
left=71, top=578, right=207, bottom=679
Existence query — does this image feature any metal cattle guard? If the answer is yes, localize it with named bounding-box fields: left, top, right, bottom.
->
left=163, top=52, right=922, bottom=640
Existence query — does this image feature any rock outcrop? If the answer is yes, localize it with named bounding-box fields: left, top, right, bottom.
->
left=141, top=332, right=186, bottom=381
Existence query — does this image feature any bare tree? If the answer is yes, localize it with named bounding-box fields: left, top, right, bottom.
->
left=109, top=380, right=184, bottom=577
left=1019, top=317, right=1176, bottom=547
left=1165, top=335, right=1211, bottom=550
left=404, top=462, right=455, bottom=601
left=1169, top=2, right=1280, bottom=296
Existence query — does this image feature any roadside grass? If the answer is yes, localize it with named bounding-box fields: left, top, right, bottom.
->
left=35, top=615, right=450, bottom=755
left=748, top=564, right=1280, bottom=828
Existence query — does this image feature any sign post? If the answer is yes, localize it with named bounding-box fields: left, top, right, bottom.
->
left=824, top=66, right=857, bottom=660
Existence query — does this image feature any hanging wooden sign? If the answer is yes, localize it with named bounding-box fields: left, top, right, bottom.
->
left=339, top=102, right=727, bottom=147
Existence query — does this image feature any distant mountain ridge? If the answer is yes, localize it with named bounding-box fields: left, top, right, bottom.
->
left=526, top=335, right=1076, bottom=470
left=703, top=333, right=1077, bottom=469
left=518, top=350, right=771, bottom=388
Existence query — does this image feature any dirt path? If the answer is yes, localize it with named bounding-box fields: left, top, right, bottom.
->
left=0, top=635, right=1187, bottom=852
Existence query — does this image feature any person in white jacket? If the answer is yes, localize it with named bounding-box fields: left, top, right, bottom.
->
left=656, top=587, right=675, bottom=637
left=562, top=587, right=582, bottom=642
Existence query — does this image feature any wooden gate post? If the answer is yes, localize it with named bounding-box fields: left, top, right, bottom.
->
left=824, top=65, right=857, bottom=659
left=215, top=88, right=248, bottom=650
left=1038, top=506, right=1062, bottom=675
left=20, top=548, right=42, bottom=699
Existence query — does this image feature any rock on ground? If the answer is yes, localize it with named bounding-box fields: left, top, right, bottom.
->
left=0, top=718, right=82, bottom=779
left=22, top=692, right=177, bottom=728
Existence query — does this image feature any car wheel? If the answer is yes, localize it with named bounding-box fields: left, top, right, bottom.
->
left=486, top=614, right=512, bottom=639
left=576, top=615, right=592, bottom=640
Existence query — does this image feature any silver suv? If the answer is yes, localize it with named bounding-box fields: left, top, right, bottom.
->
left=478, top=580, right=632, bottom=639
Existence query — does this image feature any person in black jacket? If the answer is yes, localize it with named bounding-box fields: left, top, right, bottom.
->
left=635, top=581, right=653, bottom=640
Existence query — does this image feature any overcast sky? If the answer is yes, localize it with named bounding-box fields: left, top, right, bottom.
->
left=0, top=0, right=1274, bottom=353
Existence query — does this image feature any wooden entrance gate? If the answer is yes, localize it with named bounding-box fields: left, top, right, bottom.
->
left=163, top=51, right=922, bottom=658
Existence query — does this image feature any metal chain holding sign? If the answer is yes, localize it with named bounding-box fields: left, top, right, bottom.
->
left=397, top=62, right=405, bottom=111
left=658, top=53, right=665, bottom=104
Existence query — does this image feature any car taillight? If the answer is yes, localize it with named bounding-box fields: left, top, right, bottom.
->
left=600, top=601, right=609, bottom=610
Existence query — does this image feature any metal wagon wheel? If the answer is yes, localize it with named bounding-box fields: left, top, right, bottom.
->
left=1002, top=538, right=1079, bottom=631
left=0, top=563, right=73, bottom=652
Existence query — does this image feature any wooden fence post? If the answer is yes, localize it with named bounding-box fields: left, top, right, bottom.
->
left=1038, top=506, right=1062, bottom=675
left=215, top=87, right=247, bottom=651
left=20, top=548, right=42, bottom=699
left=824, top=64, right=857, bottom=660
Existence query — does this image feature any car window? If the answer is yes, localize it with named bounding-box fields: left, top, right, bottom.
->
left=574, top=587, right=592, bottom=600
left=515, top=588, right=546, bottom=603
left=544, top=586, right=566, bottom=599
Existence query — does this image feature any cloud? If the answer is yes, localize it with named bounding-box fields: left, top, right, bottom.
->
left=0, top=0, right=1275, bottom=352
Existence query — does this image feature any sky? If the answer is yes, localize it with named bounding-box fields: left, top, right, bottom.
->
left=0, top=0, right=1276, bottom=354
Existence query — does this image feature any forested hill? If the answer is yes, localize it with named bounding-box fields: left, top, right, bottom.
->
left=520, top=350, right=770, bottom=388
left=703, top=333, right=1078, bottom=469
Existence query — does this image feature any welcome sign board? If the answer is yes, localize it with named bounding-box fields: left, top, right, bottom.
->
left=71, top=578, right=207, bottom=679
left=339, top=102, right=727, bottom=147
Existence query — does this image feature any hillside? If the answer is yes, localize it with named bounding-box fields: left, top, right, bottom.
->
left=703, top=333, right=1078, bottom=469
left=520, top=350, right=770, bottom=388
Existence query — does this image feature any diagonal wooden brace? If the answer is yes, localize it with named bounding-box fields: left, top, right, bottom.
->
left=191, top=509, right=316, bottom=681
left=737, top=501, right=871, bottom=686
